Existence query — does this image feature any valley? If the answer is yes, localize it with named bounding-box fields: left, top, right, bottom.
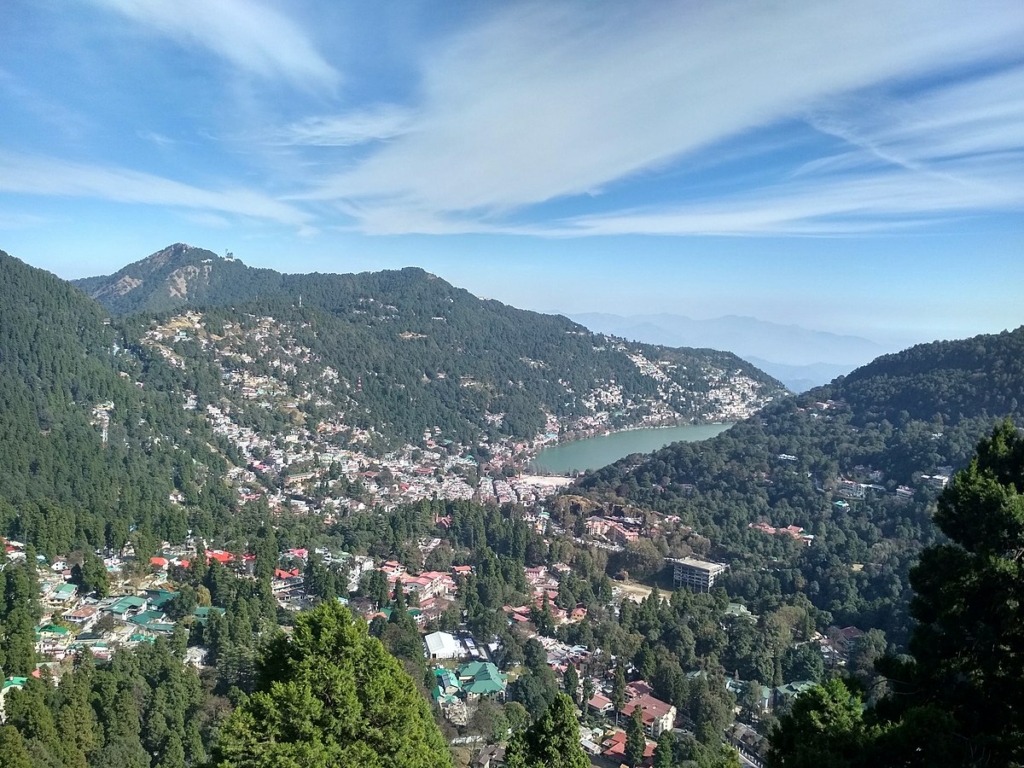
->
left=0, top=244, right=1020, bottom=768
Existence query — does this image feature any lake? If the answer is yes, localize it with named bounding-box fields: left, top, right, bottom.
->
left=532, top=423, right=733, bottom=474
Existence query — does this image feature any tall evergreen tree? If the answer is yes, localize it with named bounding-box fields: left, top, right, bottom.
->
left=563, top=663, right=579, bottom=705
left=612, top=661, right=626, bottom=725
left=504, top=693, right=589, bottom=768
left=210, top=600, right=450, bottom=768
left=653, top=730, right=675, bottom=768
left=0, top=725, right=32, bottom=768
left=876, top=419, right=1024, bottom=765
left=625, top=707, right=646, bottom=768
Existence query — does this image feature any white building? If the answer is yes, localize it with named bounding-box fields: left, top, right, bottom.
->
left=671, top=557, right=728, bottom=593
left=424, top=631, right=462, bottom=660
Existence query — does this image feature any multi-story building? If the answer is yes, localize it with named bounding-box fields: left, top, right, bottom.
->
left=670, top=557, right=728, bottom=593
left=620, top=693, right=677, bottom=737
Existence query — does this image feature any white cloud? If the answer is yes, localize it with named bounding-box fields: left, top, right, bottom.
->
left=543, top=158, right=1024, bottom=237
left=803, top=65, right=1024, bottom=172
left=93, top=0, right=338, bottom=89
left=180, top=211, right=233, bottom=229
left=277, top=106, right=413, bottom=146
left=0, top=152, right=313, bottom=229
left=299, top=0, right=1024, bottom=235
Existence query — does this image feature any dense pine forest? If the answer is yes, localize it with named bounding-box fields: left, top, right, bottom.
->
left=0, top=251, right=232, bottom=558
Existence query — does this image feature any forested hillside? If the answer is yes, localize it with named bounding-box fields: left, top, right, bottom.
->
left=0, top=251, right=234, bottom=558
left=575, top=327, right=1024, bottom=643
left=79, top=244, right=784, bottom=444
left=71, top=244, right=284, bottom=316
left=769, top=421, right=1024, bottom=767
left=0, top=250, right=449, bottom=767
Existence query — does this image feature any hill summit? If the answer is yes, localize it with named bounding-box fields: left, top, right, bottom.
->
left=73, top=243, right=283, bottom=314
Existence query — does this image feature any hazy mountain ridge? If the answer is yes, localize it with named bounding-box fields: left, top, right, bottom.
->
left=570, top=311, right=897, bottom=390
left=743, top=357, right=855, bottom=394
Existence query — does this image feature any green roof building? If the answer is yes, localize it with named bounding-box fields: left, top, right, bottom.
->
left=53, top=583, right=78, bottom=601
left=35, top=624, right=72, bottom=638
left=432, top=668, right=463, bottom=704
left=104, top=595, right=148, bottom=617
left=146, top=589, right=177, bottom=610
left=774, top=680, right=818, bottom=700
left=456, top=661, right=506, bottom=698
left=192, top=606, right=226, bottom=626
left=129, top=610, right=167, bottom=627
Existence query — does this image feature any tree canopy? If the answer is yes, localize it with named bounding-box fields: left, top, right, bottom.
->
left=769, top=421, right=1024, bottom=767
left=210, top=600, right=450, bottom=768
left=504, top=693, right=589, bottom=768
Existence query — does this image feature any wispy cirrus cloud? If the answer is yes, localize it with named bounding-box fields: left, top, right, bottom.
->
left=801, top=65, right=1024, bottom=175
left=0, top=151, right=314, bottom=231
left=544, top=65, right=1024, bottom=237
left=543, top=158, right=1024, bottom=237
left=0, top=212, right=49, bottom=231
left=298, top=0, right=1024, bottom=236
left=276, top=106, right=413, bottom=147
left=92, top=0, right=338, bottom=89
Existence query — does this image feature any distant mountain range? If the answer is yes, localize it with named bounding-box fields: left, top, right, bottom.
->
left=570, top=312, right=897, bottom=391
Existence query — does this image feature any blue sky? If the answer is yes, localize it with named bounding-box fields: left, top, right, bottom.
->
left=1, top=0, right=1022, bottom=346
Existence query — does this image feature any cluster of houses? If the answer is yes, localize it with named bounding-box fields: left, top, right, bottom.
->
left=137, top=311, right=776, bottom=527
left=581, top=679, right=678, bottom=763
left=585, top=514, right=643, bottom=546
left=748, top=521, right=815, bottom=545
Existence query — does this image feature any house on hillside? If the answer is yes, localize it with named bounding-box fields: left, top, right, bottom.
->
left=620, top=693, right=676, bottom=737
left=456, top=661, right=506, bottom=700
left=431, top=668, right=462, bottom=705
left=102, top=595, right=148, bottom=621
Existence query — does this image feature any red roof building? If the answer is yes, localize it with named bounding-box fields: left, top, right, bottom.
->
left=621, top=693, right=677, bottom=738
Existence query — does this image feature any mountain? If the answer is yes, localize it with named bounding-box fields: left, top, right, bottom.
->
left=72, top=242, right=287, bottom=314
left=744, top=357, right=856, bottom=393
left=76, top=245, right=787, bottom=445
left=574, top=326, right=1024, bottom=642
left=569, top=311, right=896, bottom=389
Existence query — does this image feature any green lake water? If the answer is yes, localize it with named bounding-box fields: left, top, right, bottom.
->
left=532, top=423, right=732, bottom=474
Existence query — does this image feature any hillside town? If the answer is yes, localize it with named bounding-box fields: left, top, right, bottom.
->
left=2, top=461, right=909, bottom=768
left=134, top=311, right=772, bottom=517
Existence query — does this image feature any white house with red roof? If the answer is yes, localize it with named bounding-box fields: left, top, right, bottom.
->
left=621, top=692, right=677, bottom=737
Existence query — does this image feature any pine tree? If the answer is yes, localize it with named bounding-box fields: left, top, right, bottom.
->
left=211, top=600, right=450, bottom=768
left=504, top=693, right=589, bottom=768
left=625, top=706, right=646, bottom=768
left=563, top=662, right=579, bottom=705
left=0, top=725, right=32, bottom=768
left=877, top=419, right=1024, bottom=765
left=612, top=661, right=626, bottom=725
left=653, top=730, right=675, bottom=768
